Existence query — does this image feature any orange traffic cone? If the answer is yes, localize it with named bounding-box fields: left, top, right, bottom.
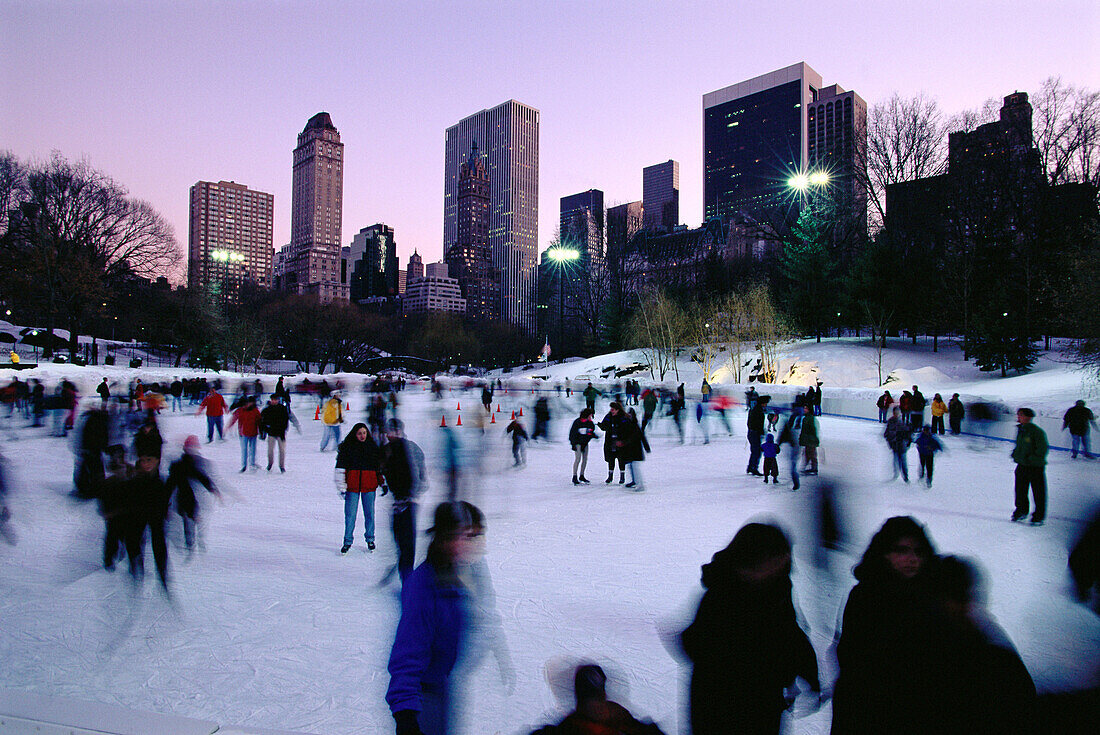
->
left=457, top=402, right=461, bottom=411
left=456, top=414, right=462, bottom=426
left=496, top=404, right=501, bottom=412
left=490, top=413, right=496, bottom=424
left=518, top=406, right=524, bottom=417
left=440, top=414, right=447, bottom=427
left=346, top=402, right=350, bottom=411
left=314, top=405, right=320, bottom=421
left=511, top=411, right=516, bottom=420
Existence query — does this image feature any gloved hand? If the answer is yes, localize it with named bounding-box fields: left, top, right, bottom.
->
left=393, top=710, right=423, bottom=735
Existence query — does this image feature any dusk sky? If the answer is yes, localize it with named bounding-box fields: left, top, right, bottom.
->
left=3, top=1, right=1097, bottom=281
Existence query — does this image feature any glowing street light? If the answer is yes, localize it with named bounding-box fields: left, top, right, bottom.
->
left=787, top=173, right=809, bottom=191
left=546, top=247, right=580, bottom=358
left=787, top=170, right=830, bottom=191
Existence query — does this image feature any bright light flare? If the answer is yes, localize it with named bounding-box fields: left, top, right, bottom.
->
left=787, top=174, right=809, bottom=191
left=547, top=248, right=580, bottom=262
left=809, top=171, right=830, bottom=186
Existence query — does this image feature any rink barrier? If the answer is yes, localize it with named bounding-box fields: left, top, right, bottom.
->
left=0, top=689, right=316, bottom=735
left=818, top=395, right=1079, bottom=453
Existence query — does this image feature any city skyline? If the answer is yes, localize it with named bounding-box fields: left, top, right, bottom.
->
left=2, top=1, right=1096, bottom=282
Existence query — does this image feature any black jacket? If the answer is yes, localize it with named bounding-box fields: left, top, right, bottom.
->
left=682, top=552, right=818, bottom=735
left=747, top=404, right=766, bottom=434
left=597, top=411, right=629, bottom=462
left=568, top=418, right=597, bottom=449
left=167, top=453, right=215, bottom=517
left=259, top=403, right=291, bottom=439
left=381, top=438, right=425, bottom=502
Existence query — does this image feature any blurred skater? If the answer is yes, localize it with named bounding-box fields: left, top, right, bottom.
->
left=386, top=501, right=486, bottom=735
left=598, top=402, right=628, bottom=484
left=915, top=426, right=943, bottom=488
left=506, top=415, right=529, bottom=467
left=530, top=663, right=667, bottom=735
left=682, top=523, right=821, bottom=735
left=166, top=436, right=219, bottom=553
left=762, top=433, right=780, bottom=484
left=382, top=419, right=426, bottom=582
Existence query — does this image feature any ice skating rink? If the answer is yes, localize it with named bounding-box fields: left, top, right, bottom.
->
left=1, top=388, right=1098, bottom=734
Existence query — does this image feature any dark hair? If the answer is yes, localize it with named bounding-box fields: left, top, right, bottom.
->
left=609, top=401, right=623, bottom=412
left=702, top=522, right=791, bottom=588
left=574, top=664, right=607, bottom=706
left=854, top=516, right=936, bottom=582
left=337, top=423, right=371, bottom=451
left=425, top=501, right=483, bottom=576
left=387, top=418, right=404, bottom=433
left=1017, top=407, right=1035, bottom=418
left=936, top=555, right=983, bottom=606
left=580, top=408, right=593, bottom=418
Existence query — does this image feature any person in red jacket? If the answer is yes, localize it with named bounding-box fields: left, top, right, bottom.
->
left=196, top=386, right=228, bottom=442
left=227, top=396, right=262, bottom=472
left=335, top=422, right=383, bottom=553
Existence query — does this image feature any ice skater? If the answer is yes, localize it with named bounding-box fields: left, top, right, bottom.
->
left=506, top=416, right=529, bottom=467
left=568, top=407, right=598, bottom=485
left=762, top=433, right=780, bottom=484
left=915, top=426, right=943, bottom=488
left=335, top=422, right=382, bottom=553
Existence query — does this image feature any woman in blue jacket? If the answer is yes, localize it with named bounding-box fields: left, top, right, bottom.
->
left=387, top=501, right=485, bottom=735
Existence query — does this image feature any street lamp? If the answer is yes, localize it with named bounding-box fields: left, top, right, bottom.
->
left=546, top=247, right=580, bottom=359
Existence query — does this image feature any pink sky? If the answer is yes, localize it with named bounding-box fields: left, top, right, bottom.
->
left=3, top=1, right=1097, bottom=282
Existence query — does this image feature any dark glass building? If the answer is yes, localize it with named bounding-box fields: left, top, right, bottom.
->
left=348, top=224, right=398, bottom=303
left=704, top=63, right=822, bottom=227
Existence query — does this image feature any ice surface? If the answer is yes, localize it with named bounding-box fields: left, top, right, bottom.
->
left=1, top=347, right=1099, bottom=734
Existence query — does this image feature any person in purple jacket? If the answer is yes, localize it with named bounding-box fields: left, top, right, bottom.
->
left=387, top=501, right=485, bottom=735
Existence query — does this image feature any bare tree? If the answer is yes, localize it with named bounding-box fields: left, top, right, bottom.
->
left=1033, top=77, right=1100, bottom=185
left=947, top=96, right=999, bottom=133
left=0, top=153, right=181, bottom=355
left=857, top=93, right=950, bottom=231
left=745, top=284, right=785, bottom=383
left=628, top=288, right=686, bottom=381
left=0, top=152, right=27, bottom=236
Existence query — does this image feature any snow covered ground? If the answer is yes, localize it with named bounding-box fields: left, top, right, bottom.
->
left=1, top=345, right=1099, bottom=734
left=1, top=395, right=1098, bottom=733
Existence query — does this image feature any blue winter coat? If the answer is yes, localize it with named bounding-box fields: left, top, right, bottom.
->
left=386, top=561, right=469, bottom=715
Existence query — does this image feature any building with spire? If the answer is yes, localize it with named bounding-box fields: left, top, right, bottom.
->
left=446, top=141, right=499, bottom=322
left=280, top=112, right=347, bottom=301
left=444, top=100, right=539, bottom=333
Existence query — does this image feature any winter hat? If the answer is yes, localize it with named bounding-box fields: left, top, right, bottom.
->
left=702, top=523, right=790, bottom=587
left=183, top=435, right=200, bottom=451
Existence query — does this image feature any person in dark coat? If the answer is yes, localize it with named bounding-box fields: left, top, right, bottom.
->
left=74, top=408, right=110, bottom=498
left=259, top=395, right=298, bottom=472
left=915, top=426, right=943, bottom=487
left=568, top=407, right=598, bottom=485
left=598, top=402, right=629, bottom=484
left=948, top=393, right=965, bottom=435
left=746, top=396, right=769, bottom=476
left=910, top=385, right=926, bottom=431
left=121, top=452, right=173, bottom=592
left=883, top=407, right=911, bottom=482
left=682, top=523, right=820, bottom=735
left=387, top=501, right=484, bottom=735
left=133, top=414, right=164, bottom=467
left=931, top=555, right=1037, bottom=734
left=335, top=422, right=383, bottom=553
left=622, top=408, right=650, bottom=491
left=831, top=516, right=947, bottom=734
left=98, top=445, right=130, bottom=569
left=1011, top=408, right=1048, bottom=525
left=531, top=396, right=551, bottom=442
left=799, top=409, right=820, bottom=475
left=1063, top=400, right=1097, bottom=459
left=382, top=419, right=426, bottom=582
left=531, top=663, right=667, bottom=735
left=505, top=417, right=529, bottom=467
left=876, top=391, right=893, bottom=423
left=166, top=436, right=219, bottom=552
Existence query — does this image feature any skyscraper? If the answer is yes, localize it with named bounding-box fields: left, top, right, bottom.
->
left=188, top=180, right=274, bottom=300
left=606, top=201, right=644, bottom=255
left=407, top=249, right=424, bottom=281
left=444, top=100, right=539, bottom=333
left=642, top=161, right=679, bottom=232
left=283, top=112, right=347, bottom=301
left=559, top=189, right=605, bottom=260
left=348, top=224, right=398, bottom=302
left=705, top=62, right=839, bottom=227
left=446, top=142, right=499, bottom=322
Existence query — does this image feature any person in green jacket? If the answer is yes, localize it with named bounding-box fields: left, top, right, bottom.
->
left=1011, top=407, right=1048, bottom=525
left=583, top=383, right=601, bottom=412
